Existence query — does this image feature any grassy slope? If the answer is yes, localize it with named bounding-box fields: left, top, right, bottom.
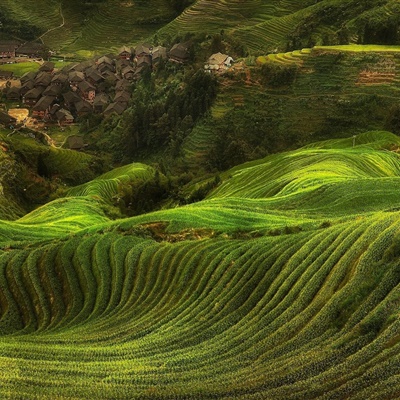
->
left=1, top=132, right=400, bottom=398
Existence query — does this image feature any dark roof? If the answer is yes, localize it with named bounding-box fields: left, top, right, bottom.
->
left=63, top=91, right=81, bottom=104
left=6, top=86, right=21, bottom=98
left=0, top=40, right=22, bottom=47
left=0, top=44, right=16, bottom=53
left=115, top=79, right=130, bottom=91
left=39, top=61, right=55, bottom=72
left=97, top=55, right=113, bottom=65
left=24, top=87, right=44, bottom=99
left=152, top=46, right=167, bottom=61
left=86, top=70, right=104, bottom=83
left=51, top=73, right=68, bottom=84
left=104, top=102, right=127, bottom=116
left=78, top=80, right=95, bottom=93
left=0, top=111, right=17, bottom=125
left=93, top=93, right=109, bottom=105
left=66, top=135, right=84, bottom=149
left=16, top=42, right=44, bottom=55
left=49, top=104, right=61, bottom=115
left=102, top=70, right=118, bottom=83
left=116, top=59, right=131, bottom=70
left=68, top=71, right=85, bottom=82
left=34, top=71, right=52, bottom=86
left=20, top=71, right=37, bottom=83
left=169, top=43, right=190, bottom=62
left=114, top=90, right=130, bottom=103
left=118, top=46, right=132, bottom=55
left=33, top=96, right=54, bottom=111
left=136, top=54, right=152, bottom=67
left=43, top=84, right=63, bottom=97
left=0, top=71, right=14, bottom=79
left=75, top=100, right=92, bottom=113
left=135, top=44, right=152, bottom=56
left=56, top=109, right=74, bottom=122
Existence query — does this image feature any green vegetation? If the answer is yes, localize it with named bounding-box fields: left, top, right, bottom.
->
left=0, top=133, right=399, bottom=398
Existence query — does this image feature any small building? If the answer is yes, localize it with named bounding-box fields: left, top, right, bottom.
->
left=20, top=71, right=37, bottom=85
left=0, top=111, right=17, bottom=128
left=205, top=52, right=234, bottom=72
left=16, top=42, right=45, bottom=58
left=152, top=46, right=167, bottom=65
left=113, top=90, right=130, bottom=104
left=32, top=96, right=55, bottom=119
left=104, top=102, right=127, bottom=117
left=6, top=86, right=21, bottom=101
left=136, top=54, right=152, bottom=68
left=56, top=109, right=74, bottom=125
left=115, top=78, right=130, bottom=91
left=118, top=46, right=132, bottom=60
left=23, top=87, right=44, bottom=106
left=169, top=42, right=190, bottom=63
left=135, top=43, right=152, bottom=58
left=49, top=103, right=61, bottom=120
left=75, top=100, right=93, bottom=116
left=69, top=71, right=85, bottom=87
left=39, top=61, right=55, bottom=73
left=20, top=80, right=35, bottom=96
left=86, top=69, right=104, bottom=86
left=51, top=73, right=68, bottom=86
left=93, top=93, right=109, bottom=113
left=63, top=91, right=81, bottom=109
left=78, top=80, right=96, bottom=102
left=34, top=72, right=52, bottom=88
left=96, top=55, right=115, bottom=73
left=121, top=66, right=135, bottom=80
left=43, top=84, right=63, bottom=98
left=66, top=135, right=85, bottom=150
left=0, top=44, right=16, bottom=59
left=0, top=71, right=14, bottom=80
left=116, top=58, right=131, bottom=73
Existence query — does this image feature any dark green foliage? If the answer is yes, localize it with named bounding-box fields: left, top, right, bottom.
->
left=260, top=62, right=299, bottom=87
left=167, top=0, right=195, bottom=14
left=0, top=9, right=42, bottom=40
left=384, top=104, right=400, bottom=135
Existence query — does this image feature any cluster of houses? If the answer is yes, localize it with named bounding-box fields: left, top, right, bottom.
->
left=1, top=42, right=191, bottom=126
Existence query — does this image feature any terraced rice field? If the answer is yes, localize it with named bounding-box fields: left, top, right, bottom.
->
left=1, top=132, right=400, bottom=398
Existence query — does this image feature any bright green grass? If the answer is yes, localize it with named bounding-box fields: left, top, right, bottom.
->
left=0, top=131, right=400, bottom=398
left=314, top=44, right=400, bottom=53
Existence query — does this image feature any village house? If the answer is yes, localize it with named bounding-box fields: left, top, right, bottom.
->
left=49, top=104, right=61, bottom=120
left=136, top=54, right=152, bottom=68
left=32, top=96, right=55, bottom=120
left=56, top=109, right=74, bottom=125
left=115, top=78, right=130, bottom=91
left=43, top=84, right=63, bottom=98
left=34, top=72, right=52, bottom=88
left=115, top=59, right=131, bottom=74
left=6, top=86, right=21, bottom=101
left=78, top=80, right=96, bottom=102
left=93, top=93, right=109, bottom=113
left=20, top=71, right=37, bottom=85
left=118, top=46, right=132, bottom=60
left=69, top=71, right=85, bottom=88
left=135, top=44, right=152, bottom=58
left=0, top=44, right=16, bottom=59
left=63, top=91, right=81, bottom=109
left=169, top=43, right=190, bottom=63
left=121, top=66, right=135, bottom=80
left=23, top=87, right=44, bottom=106
left=205, top=52, right=234, bottom=72
left=39, top=61, right=55, bottom=73
left=0, top=111, right=17, bottom=129
left=96, top=56, right=115, bottom=74
left=75, top=100, right=93, bottom=116
left=0, top=71, right=13, bottom=80
left=16, top=42, right=45, bottom=58
left=152, top=46, right=167, bottom=65
left=20, top=80, right=35, bottom=96
left=86, top=69, right=104, bottom=86
left=114, top=90, right=130, bottom=105
left=104, top=102, right=127, bottom=117
left=51, top=73, right=68, bottom=86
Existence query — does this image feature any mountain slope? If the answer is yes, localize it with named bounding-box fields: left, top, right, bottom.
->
left=0, top=132, right=400, bottom=398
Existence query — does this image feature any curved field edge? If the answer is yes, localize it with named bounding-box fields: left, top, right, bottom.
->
left=0, top=132, right=400, bottom=398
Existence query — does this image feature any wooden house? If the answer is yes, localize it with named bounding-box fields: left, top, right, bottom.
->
left=34, top=72, right=52, bottom=88
left=86, top=70, right=104, bottom=86
left=63, top=91, right=81, bottom=109
left=0, top=71, right=13, bottom=80
left=104, top=102, right=127, bottom=117
left=0, top=111, right=17, bottom=128
left=39, top=61, right=55, bottom=73
left=23, top=87, right=44, bottom=106
left=51, top=73, right=68, bottom=86
left=114, top=90, right=130, bottom=104
left=75, top=100, right=92, bottom=116
left=93, top=93, right=109, bottom=113
left=6, top=86, right=21, bottom=101
left=20, top=71, right=37, bottom=85
left=20, top=80, right=35, bottom=96
left=0, top=44, right=16, bottom=59
left=78, top=80, right=96, bottom=102
left=152, top=46, right=167, bottom=65
left=43, top=84, right=63, bottom=98
left=135, top=44, right=151, bottom=58
left=169, top=43, right=190, bottom=63
left=56, top=109, right=74, bottom=125
left=32, top=96, right=55, bottom=119
left=118, top=46, right=132, bottom=60
left=121, top=66, right=135, bottom=80
left=16, top=42, right=45, bottom=58
left=205, top=52, right=234, bottom=72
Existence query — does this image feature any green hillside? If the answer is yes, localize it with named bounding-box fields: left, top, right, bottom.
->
left=1, top=132, right=400, bottom=398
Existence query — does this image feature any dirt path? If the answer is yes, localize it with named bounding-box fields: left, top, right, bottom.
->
left=38, top=3, right=65, bottom=43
